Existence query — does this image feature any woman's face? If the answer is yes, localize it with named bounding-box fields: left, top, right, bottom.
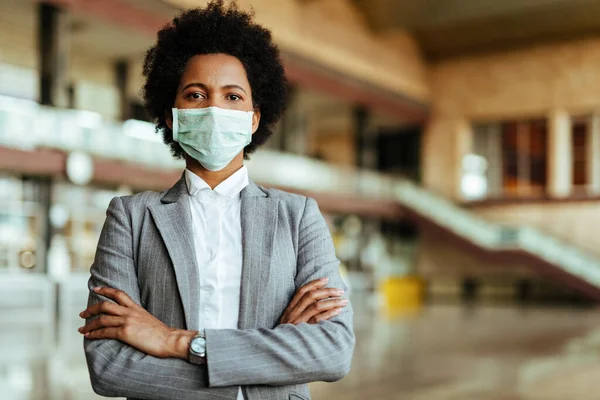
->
left=169, top=53, right=260, bottom=133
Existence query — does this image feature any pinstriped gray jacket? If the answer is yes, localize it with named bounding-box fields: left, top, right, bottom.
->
left=83, top=175, right=355, bottom=400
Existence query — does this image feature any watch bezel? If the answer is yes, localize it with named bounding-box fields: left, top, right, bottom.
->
left=191, top=335, right=206, bottom=357
left=189, top=330, right=207, bottom=364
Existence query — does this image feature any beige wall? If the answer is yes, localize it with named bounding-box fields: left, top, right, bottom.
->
left=417, top=231, right=533, bottom=279
left=166, top=0, right=430, bottom=103
left=424, top=37, right=600, bottom=199
left=419, top=37, right=600, bottom=284
left=314, top=134, right=356, bottom=167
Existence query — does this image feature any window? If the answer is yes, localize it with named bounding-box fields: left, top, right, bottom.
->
left=572, top=117, right=588, bottom=189
left=473, top=119, right=548, bottom=198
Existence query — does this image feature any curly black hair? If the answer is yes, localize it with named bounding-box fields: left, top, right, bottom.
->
left=142, top=0, right=288, bottom=159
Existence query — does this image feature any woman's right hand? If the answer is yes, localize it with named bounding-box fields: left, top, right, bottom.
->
left=278, top=277, right=348, bottom=325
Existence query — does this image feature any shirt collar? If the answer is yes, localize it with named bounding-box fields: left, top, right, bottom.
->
left=184, top=166, right=249, bottom=199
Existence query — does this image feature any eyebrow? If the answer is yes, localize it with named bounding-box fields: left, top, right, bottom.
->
left=181, top=82, right=247, bottom=95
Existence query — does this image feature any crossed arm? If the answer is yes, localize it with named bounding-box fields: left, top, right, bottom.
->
left=81, top=196, right=355, bottom=399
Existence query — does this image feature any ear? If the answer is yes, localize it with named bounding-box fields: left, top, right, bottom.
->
left=251, top=110, right=261, bottom=134
left=165, top=109, right=173, bottom=130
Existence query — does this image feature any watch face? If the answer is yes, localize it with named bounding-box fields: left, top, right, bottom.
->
left=191, top=336, right=206, bottom=354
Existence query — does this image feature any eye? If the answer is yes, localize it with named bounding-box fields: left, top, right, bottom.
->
left=186, top=92, right=205, bottom=100
left=227, top=94, right=243, bottom=101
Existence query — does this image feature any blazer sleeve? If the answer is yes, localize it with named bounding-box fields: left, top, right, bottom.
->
left=83, top=197, right=233, bottom=400
left=204, top=197, right=355, bottom=387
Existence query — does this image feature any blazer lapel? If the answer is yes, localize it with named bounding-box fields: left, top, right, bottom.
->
left=148, top=176, right=200, bottom=331
left=238, top=180, right=278, bottom=329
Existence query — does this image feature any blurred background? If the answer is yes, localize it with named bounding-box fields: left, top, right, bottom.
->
left=2, top=0, right=600, bottom=399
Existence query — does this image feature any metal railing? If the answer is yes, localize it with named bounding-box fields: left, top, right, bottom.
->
left=2, top=95, right=600, bottom=290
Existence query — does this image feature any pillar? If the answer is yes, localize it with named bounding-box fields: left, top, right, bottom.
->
left=587, top=115, right=600, bottom=195
left=38, top=3, right=70, bottom=107
left=115, top=59, right=130, bottom=121
left=280, top=85, right=309, bottom=155
left=547, top=109, right=572, bottom=198
left=354, top=106, right=376, bottom=169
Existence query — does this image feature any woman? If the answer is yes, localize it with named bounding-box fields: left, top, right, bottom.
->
left=78, top=2, right=355, bottom=400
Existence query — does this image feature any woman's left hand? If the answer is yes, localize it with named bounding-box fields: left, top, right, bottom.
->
left=79, top=287, right=192, bottom=359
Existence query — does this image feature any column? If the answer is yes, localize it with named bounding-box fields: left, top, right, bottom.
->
left=115, top=59, right=130, bottom=121
left=280, top=85, right=308, bottom=155
left=587, top=115, right=600, bottom=195
left=38, top=3, right=70, bottom=107
left=485, top=124, right=503, bottom=197
left=354, top=106, right=376, bottom=169
left=547, top=109, right=572, bottom=198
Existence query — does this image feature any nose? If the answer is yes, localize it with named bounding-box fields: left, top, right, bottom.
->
left=204, top=95, right=226, bottom=109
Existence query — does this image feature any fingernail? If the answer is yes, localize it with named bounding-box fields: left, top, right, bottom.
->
left=84, top=332, right=90, bottom=337
left=334, top=309, right=343, bottom=315
left=320, top=277, right=329, bottom=282
left=340, top=298, right=349, bottom=304
left=93, top=287, right=101, bottom=292
left=336, top=289, right=345, bottom=295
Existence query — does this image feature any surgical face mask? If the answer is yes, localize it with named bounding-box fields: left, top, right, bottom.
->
left=171, top=106, right=254, bottom=171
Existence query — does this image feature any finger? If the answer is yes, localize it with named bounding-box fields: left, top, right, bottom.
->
left=308, top=307, right=344, bottom=324
left=93, top=287, right=137, bottom=308
left=84, top=327, right=121, bottom=340
left=286, top=288, right=345, bottom=323
left=284, top=287, right=344, bottom=323
left=79, top=301, right=125, bottom=319
left=294, top=297, right=348, bottom=324
left=78, top=315, right=123, bottom=334
left=279, top=278, right=330, bottom=323
left=286, top=278, right=329, bottom=311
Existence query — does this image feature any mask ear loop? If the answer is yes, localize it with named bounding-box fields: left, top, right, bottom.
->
left=171, top=108, right=179, bottom=142
left=245, top=112, right=254, bottom=146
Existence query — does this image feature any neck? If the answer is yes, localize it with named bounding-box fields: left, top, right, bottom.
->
left=185, top=153, right=244, bottom=189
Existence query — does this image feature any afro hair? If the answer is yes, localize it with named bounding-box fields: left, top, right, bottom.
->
left=142, top=0, right=288, bottom=159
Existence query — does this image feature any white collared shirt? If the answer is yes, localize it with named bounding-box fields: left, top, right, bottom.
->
left=185, top=166, right=248, bottom=400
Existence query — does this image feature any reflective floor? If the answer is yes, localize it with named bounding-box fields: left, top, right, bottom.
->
left=2, top=296, right=600, bottom=400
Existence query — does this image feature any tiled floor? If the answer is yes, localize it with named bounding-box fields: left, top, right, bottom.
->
left=2, top=296, right=600, bottom=399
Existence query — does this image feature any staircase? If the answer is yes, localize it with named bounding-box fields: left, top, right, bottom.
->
left=393, top=180, right=600, bottom=301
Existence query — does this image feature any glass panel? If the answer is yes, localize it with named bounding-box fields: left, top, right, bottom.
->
left=0, top=175, right=44, bottom=275
left=50, top=182, right=124, bottom=275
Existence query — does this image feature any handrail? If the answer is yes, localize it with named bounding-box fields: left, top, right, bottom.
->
left=1, top=95, right=600, bottom=290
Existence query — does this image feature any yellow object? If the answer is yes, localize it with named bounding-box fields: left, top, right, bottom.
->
left=380, top=277, right=424, bottom=316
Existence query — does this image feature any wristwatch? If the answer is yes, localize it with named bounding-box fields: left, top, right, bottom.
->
left=189, top=329, right=207, bottom=365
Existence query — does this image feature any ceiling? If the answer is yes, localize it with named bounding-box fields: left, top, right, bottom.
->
left=353, top=0, right=600, bottom=60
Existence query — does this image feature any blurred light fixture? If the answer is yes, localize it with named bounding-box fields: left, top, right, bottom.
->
left=66, top=151, right=94, bottom=185
left=49, top=204, right=69, bottom=229
left=461, top=154, right=488, bottom=200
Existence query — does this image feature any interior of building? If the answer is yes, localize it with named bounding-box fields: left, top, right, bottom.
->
left=2, top=0, right=600, bottom=399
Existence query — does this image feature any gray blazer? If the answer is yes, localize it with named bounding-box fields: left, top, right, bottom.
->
left=84, top=175, right=355, bottom=400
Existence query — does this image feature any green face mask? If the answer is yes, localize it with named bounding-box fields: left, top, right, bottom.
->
left=172, top=106, right=253, bottom=171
